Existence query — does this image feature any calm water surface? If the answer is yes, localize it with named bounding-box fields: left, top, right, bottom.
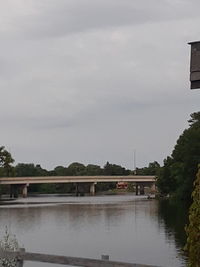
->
left=0, top=195, right=187, bottom=267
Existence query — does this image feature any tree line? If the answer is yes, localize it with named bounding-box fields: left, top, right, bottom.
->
left=0, top=159, right=131, bottom=177
left=0, top=146, right=161, bottom=194
left=0, top=157, right=130, bottom=193
left=0, top=111, right=199, bottom=197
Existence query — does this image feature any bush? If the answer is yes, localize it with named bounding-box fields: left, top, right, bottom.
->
left=0, top=227, right=19, bottom=267
left=185, top=166, right=200, bottom=267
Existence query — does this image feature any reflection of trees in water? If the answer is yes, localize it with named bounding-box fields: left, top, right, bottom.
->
left=157, top=199, right=189, bottom=249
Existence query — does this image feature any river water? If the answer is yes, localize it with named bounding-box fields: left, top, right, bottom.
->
left=0, top=195, right=188, bottom=267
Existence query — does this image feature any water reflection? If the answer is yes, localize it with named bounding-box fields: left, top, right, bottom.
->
left=0, top=195, right=187, bottom=267
left=157, top=199, right=189, bottom=263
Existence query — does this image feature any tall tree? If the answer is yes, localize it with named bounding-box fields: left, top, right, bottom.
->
left=0, top=146, right=14, bottom=176
left=103, top=162, right=130, bottom=175
left=157, top=112, right=200, bottom=200
left=53, top=166, right=69, bottom=176
left=85, top=164, right=103, bottom=175
left=136, top=161, right=160, bottom=175
left=67, top=162, right=86, bottom=175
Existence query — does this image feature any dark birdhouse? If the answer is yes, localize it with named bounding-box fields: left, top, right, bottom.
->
left=189, top=41, right=200, bottom=89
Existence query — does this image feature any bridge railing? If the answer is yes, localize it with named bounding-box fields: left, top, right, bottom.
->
left=0, top=248, right=161, bottom=267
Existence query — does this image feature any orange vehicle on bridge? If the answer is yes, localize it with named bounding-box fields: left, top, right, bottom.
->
left=116, top=182, right=128, bottom=189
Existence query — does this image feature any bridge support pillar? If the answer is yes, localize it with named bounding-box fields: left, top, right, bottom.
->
left=150, top=183, right=156, bottom=193
left=75, top=183, right=79, bottom=196
left=10, top=185, right=19, bottom=198
left=136, top=183, right=145, bottom=195
left=90, top=183, right=96, bottom=196
left=139, top=184, right=145, bottom=195
left=22, top=184, right=28, bottom=198
left=135, top=184, right=139, bottom=195
left=10, top=185, right=14, bottom=198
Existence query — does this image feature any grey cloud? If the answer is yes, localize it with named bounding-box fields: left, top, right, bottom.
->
left=1, top=0, right=200, bottom=40
left=0, top=0, right=200, bottom=169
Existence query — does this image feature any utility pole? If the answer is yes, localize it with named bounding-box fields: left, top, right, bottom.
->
left=133, top=150, right=136, bottom=175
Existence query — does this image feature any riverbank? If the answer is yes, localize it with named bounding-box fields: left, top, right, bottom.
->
left=0, top=190, right=156, bottom=202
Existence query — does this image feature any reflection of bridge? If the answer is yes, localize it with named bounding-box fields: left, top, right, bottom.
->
left=0, top=176, right=156, bottom=198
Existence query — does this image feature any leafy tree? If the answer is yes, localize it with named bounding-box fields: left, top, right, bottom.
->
left=0, top=146, right=14, bottom=176
left=15, top=163, right=47, bottom=177
left=185, top=166, right=200, bottom=267
left=67, top=162, right=86, bottom=175
left=15, top=163, right=36, bottom=177
left=15, top=163, right=48, bottom=193
left=188, top=112, right=200, bottom=127
left=101, top=162, right=130, bottom=191
left=85, top=164, right=103, bottom=175
left=53, top=166, right=69, bottom=176
left=136, top=161, right=160, bottom=175
left=157, top=112, right=200, bottom=200
left=35, top=164, right=48, bottom=176
left=96, top=182, right=116, bottom=192
left=156, top=157, right=178, bottom=195
left=103, top=161, right=130, bottom=175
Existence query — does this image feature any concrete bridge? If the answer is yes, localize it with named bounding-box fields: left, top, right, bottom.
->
left=0, top=175, right=156, bottom=198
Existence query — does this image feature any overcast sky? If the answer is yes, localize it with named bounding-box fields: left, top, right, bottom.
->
left=0, top=0, right=200, bottom=170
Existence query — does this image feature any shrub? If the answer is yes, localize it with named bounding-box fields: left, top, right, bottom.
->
left=185, top=166, right=200, bottom=267
left=0, top=227, right=19, bottom=267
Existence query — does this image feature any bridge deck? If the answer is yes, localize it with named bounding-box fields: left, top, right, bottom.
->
left=0, top=176, right=155, bottom=185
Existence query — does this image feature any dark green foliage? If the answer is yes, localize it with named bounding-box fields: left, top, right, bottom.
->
left=67, top=162, right=86, bottom=175
left=157, top=112, right=200, bottom=200
left=0, top=146, right=14, bottom=177
left=156, top=157, right=178, bottom=195
left=96, top=182, right=116, bottom=192
left=188, top=112, right=200, bottom=127
left=0, top=147, right=153, bottom=194
left=136, top=161, right=160, bottom=175
left=185, top=167, right=200, bottom=267
left=30, top=183, right=75, bottom=194
left=127, top=182, right=135, bottom=192
left=53, top=166, right=69, bottom=176
left=98, top=162, right=130, bottom=191
left=8, top=160, right=131, bottom=193
left=54, top=183, right=75, bottom=193
left=85, top=164, right=103, bottom=175
left=158, top=199, right=189, bottom=249
left=15, top=163, right=48, bottom=177
left=103, top=161, right=130, bottom=175
left=15, top=163, right=48, bottom=193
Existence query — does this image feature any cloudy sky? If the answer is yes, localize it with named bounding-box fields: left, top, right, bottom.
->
left=0, top=0, right=200, bottom=170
